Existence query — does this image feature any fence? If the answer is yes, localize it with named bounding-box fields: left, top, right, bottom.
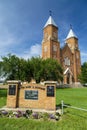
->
left=61, top=100, right=87, bottom=115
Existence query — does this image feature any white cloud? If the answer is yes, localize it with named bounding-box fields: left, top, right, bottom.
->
left=19, top=43, right=41, bottom=59
left=0, top=30, right=22, bottom=59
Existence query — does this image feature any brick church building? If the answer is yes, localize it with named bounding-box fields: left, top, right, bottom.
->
left=42, top=15, right=81, bottom=84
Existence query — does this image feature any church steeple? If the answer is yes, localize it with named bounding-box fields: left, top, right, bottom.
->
left=43, top=14, right=58, bottom=42
left=42, top=14, right=60, bottom=62
left=66, top=26, right=78, bottom=40
left=44, top=14, right=57, bottom=28
left=65, top=26, right=78, bottom=52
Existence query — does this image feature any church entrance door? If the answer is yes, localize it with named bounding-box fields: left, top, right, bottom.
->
left=64, top=68, right=73, bottom=84
left=67, top=72, right=70, bottom=84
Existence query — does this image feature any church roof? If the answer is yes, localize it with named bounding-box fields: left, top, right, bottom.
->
left=66, top=28, right=78, bottom=40
left=44, top=16, right=57, bottom=28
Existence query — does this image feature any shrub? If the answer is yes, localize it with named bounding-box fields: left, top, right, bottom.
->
left=15, top=110, right=23, bottom=118
left=32, top=112, right=38, bottom=119
left=49, top=114, right=55, bottom=119
left=26, top=110, right=32, bottom=115
left=0, top=109, right=61, bottom=121
left=1, top=110, right=8, bottom=117
left=42, top=112, right=49, bottom=121
left=38, top=112, right=43, bottom=119
left=9, top=111, right=14, bottom=118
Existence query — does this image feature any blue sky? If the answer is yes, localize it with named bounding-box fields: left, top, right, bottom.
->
left=0, top=0, right=87, bottom=64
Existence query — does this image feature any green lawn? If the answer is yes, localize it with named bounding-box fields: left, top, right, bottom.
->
left=0, top=89, right=7, bottom=107
left=0, top=88, right=87, bottom=130
left=56, top=87, right=87, bottom=108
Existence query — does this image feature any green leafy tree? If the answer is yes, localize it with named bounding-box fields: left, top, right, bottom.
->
left=29, top=57, right=43, bottom=83
left=41, top=58, right=63, bottom=82
left=1, top=54, right=19, bottom=80
left=79, top=62, right=87, bottom=84
left=25, top=59, right=33, bottom=82
left=1, top=54, right=63, bottom=83
left=28, top=57, right=63, bottom=83
left=1, top=54, right=27, bottom=81
left=15, top=58, right=28, bottom=81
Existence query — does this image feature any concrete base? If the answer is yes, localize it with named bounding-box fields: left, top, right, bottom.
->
left=0, top=106, right=61, bottom=114
left=57, top=82, right=83, bottom=88
left=69, top=82, right=83, bottom=88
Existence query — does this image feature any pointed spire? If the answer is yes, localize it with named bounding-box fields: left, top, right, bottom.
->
left=44, top=12, right=57, bottom=28
left=66, top=25, right=78, bottom=40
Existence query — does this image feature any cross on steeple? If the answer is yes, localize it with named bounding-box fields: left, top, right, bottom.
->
left=70, top=24, right=72, bottom=29
left=49, top=10, right=52, bottom=16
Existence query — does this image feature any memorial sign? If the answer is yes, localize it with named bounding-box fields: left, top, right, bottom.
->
left=7, top=80, right=56, bottom=110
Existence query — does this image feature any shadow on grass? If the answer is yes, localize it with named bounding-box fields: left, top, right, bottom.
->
left=67, top=110, right=87, bottom=119
left=56, top=103, right=71, bottom=110
left=57, top=102, right=87, bottom=119
left=0, top=89, right=7, bottom=97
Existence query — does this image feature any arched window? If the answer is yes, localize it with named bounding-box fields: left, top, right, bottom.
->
left=64, top=57, right=70, bottom=66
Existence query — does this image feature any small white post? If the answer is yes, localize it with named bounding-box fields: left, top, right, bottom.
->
left=61, top=100, right=64, bottom=115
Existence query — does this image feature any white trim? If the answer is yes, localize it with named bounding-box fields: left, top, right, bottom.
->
left=64, top=68, right=73, bottom=75
left=7, top=80, right=21, bottom=84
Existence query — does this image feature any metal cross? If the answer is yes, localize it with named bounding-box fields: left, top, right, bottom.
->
left=49, top=10, right=52, bottom=16
left=70, top=24, right=72, bottom=29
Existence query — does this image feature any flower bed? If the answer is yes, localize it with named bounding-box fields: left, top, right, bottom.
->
left=0, top=109, right=61, bottom=121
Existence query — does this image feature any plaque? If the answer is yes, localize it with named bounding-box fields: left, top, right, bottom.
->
left=9, top=85, right=16, bottom=95
left=25, top=90, right=38, bottom=100
left=47, top=86, right=54, bottom=97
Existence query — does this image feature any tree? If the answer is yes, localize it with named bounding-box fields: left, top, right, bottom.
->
left=41, top=58, right=63, bottom=82
left=1, top=54, right=27, bottom=81
left=29, top=57, right=43, bottom=83
left=28, top=57, right=63, bottom=83
left=79, top=62, right=87, bottom=84
left=1, top=54, right=63, bottom=83
left=15, top=58, right=28, bottom=81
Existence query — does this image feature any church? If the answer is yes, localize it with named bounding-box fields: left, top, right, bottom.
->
left=42, top=15, right=81, bottom=84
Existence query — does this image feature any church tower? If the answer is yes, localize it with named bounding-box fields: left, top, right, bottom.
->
left=42, top=14, right=60, bottom=62
left=41, top=14, right=81, bottom=84
left=65, top=27, right=78, bottom=52
left=65, top=27, right=81, bottom=82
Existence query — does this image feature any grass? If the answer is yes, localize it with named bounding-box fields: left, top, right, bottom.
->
left=56, top=88, right=87, bottom=130
left=56, top=87, right=87, bottom=108
left=0, top=88, right=87, bottom=130
left=0, top=89, right=7, bottom=107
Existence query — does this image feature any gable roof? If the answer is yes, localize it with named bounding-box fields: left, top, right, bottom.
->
left=61, top=43, right=72, bottom=53
left=44, top=16, right=57, bottom=28
left=64, top=68, right=73, bottom=75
